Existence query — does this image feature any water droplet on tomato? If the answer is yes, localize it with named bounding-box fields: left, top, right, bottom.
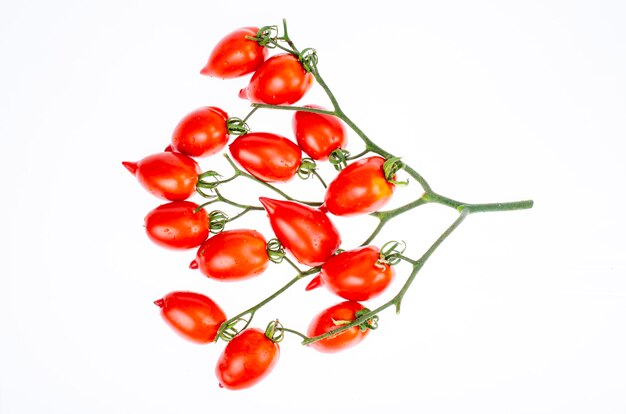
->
left=189, top=260, right=199, bottom=269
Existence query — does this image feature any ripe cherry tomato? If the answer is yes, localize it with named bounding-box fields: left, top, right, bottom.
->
left=306, top=245, right=394, bottom=301
left=239, top=54, right=313, bottom=105
left=229, top=132, right=302, bottom=182
left=259, top=197, right=341, bottom=266
left=215, top=328, right=280, bottom=390
left=154, top=291, right=226, bottom=344
left=144, top=201, right=209, bottom=250
left=292, top=105, right=347, bottom=160
left=200, top=27, right=268, bottom=79
left=324, top=156, right=395, bottom=216
left=307, top=301, right=369, bottom=353
left=171, top=107, right=229, bottom=158
left=122, top=152, right=200, bottom=201
left=190, top=229, right=269, bottom=281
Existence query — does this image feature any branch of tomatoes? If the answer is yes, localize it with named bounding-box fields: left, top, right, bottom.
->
left=125, top=18, right=534, bottom=390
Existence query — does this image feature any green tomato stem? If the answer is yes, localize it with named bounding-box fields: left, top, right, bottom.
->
left=222, top=19, right=533, bottom=348
left=216, top=265, right=321, bottom=341
left=301, top=210, right=468, bottom=346
left=311, top=169, right=328, bottom=188
left=222, top=153, right=322, bottom=207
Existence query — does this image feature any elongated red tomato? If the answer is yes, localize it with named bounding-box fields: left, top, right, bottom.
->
left=239, top=54, right=313, bottom=105
left=144, top=201, right=209, bottom=250
left=259, top=197, right=341, bottom=266
left=324, top=156, right=395, bottom=216
left=215, top=328, right=280, bottom=390
left=122, top=152, right=200, bottom=201
left=200, top=27, right=268, bottom=79
left=292, top=105, right=347, bottom=160
left=307, top=301, right=369, bottom=353
left=190, top=229, right=269, bottom=281
left=229, top=132, right=302, bottom=182
left=307, top=245, right=394, bottom=301
left=171, top=107, right=229, bottom=157
left=154, top=291, right=226, bottom=344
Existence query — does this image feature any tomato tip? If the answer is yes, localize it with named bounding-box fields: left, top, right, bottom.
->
left=122, top=161, right=138, bottom=175
left=305, top=275, right=323, bottom=291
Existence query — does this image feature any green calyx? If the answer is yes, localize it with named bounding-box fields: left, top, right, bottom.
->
left=299, top=48, right=318, bottom=73
left=378, top=240, right=407, bottom=266
left=208, top=210, right=228, bottom=234
left=355, top=309, right=379, bottom=332
left=383, top=157, right=409, bottom=186
left=266, top=238, right=286, bottom=264
left=226, top=117, right=250, bottom=136
left=265, top=320, right=285, bottom=343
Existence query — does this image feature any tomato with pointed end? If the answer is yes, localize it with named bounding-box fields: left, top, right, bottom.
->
left=171, top=107, right=229, bottom=158
left=200, top=27, right=268, bottom=79
left=239, top=54, right=313, bottom=105
left=292, top=105, right=347, bottom=160
left=306, top=245, right=394, bottom=301
left=215, top=327, right=280, bottom=390
left=122, top=152, right=200, bottom=201
left=154, top=291, right=226, bottom=344
left=190, top=229, right=269, bottom=281
left=229, top=132, right=302, bottom=182
left=324, top=156, right=395, bottom=216
left=307, top=301, right=371, bottom=353
left=259, top=197, right=341, bottom=266
left=144, top=201, right=209, bottom=250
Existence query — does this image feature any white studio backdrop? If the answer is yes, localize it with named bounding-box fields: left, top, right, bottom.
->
left=1, top=1, right=625, bottom=413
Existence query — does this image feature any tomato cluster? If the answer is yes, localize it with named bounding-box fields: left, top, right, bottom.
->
left=123, top=25, right=402, bottom=391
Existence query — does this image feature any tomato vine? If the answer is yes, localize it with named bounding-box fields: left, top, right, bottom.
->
left=123, top=18, right=533, bottom=390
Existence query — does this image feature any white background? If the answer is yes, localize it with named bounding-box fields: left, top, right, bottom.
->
left=1, top=0, right=625, bottom=413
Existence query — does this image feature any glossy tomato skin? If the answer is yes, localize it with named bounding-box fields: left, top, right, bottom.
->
left=144, top=201, right=209, bottom=250
left=307, top=301, right=369, bottom=353
left=259, top=197, right=341, bottom=267
left=315, top=246, right=394, bottom=301
left=171, top=107, right=229, bottom=158
left=292, top=105, right=347, bottom=160
left=154, top=291, right=226, bottom=344
left=215, top=328, right=280, bottom=390
left=324, top=156, right=394, bottom=216
left=239, top=54, right=313, bottom=105
left=191, top=229, right=269, bottom=281
left=229, top=132, right=302, bottom=182
left=122, top=152, right=200, bottom=201
left=200, top=27, right=268, bottom=79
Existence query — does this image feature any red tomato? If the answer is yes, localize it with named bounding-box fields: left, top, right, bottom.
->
left=239, top=54, right=313, bottom=105
left=259, top=197, right=341, bottom=266
left=324, top=156, right=395, bottom=216
left=307, top=246, right=394, bottom=301
left=307, top=301, right=369, bottom=353
left=190, top=229, right=269, bottom=281
left=154, top=291, right=226, bottom=344
left=229, top=132, right=302, bottom=182
left=122, top=152, right=200, bottom=201
left=200, top=27, right=268, bottom=79
left=292, top=105, right=347, bottom=160
left=215, top=328, right=280, bottom=390
left=171, top=107, right=229, bottom=158
left=144, top=201, right=209, bottom=250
